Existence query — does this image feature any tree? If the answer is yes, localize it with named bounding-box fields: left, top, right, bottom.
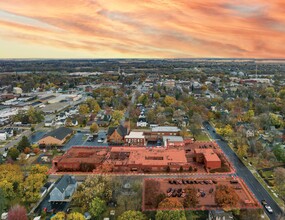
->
left=89, top=197, right=106, bottom=219
left=30, top=164, right=49, bottom=175
left=7, top=147, right=20, bottom=160
left=51, top=212, right=65, bottom=220
left=158, top=198, right=184, bottom=209
left=118, top=210, right=146, bottom=220
left=144, top=180, right=164, bottom=208
left=273, top=146, right=285, bottom=162
left=183, top=187, right=199, bottom=208
left=23, top=173, right=47, bottom=203
left=67, top=212, right=85, bottom=220
left=274, top=167, right=285, bottom=200
left=164, top=96, right=176, bottom=106
left=153, top=92, right=160, bottom=101
left=215, top=185, right=239, bottom=210
left=79, top=104, right=90, bottom=115
left=90, top=123, right=99, bottom=134
left=237, top=144, right=248, bottom=158
left=17, top=136, right=30, bottom=152
left=72, top=176, right=112, bottom=211
left=155, top=210, right=186, bottom=220
left=86, top=98, right=101, bottom=114
left=111, top=110, right=124, bottom=126
left=8, top=205, right=28, bottom=220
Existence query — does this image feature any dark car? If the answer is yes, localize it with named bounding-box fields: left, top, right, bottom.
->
left=261, top=200, right=268, bottom=206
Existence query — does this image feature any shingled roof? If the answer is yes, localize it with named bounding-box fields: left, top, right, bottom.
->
left=43, top=127, right=73, bottom=141
left=107, top=125, right=128, bottom=137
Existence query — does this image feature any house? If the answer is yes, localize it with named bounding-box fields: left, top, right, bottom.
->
left=49, top=175, right=77, bottom=202
left=38, top=127, right=74, bottom=146
left=96, top=114, right=112, bottom=127
left=194, top=149, right=221, bottom=169
left=163, top=136, right=184, bottom=148
left=208, top=210, right=233, bottom=220
left=107, top=125, right=128, bottom=144
left=0, top=130, right=7, bottom=141
left=44, top=119, right=54, bottom=127
left=125, top=132, right=146, bottom=146
left=13, top=87, right=22, bottom=94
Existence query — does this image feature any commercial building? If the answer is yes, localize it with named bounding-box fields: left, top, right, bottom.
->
left=38, top=127, right=73, bottom=146
left=125, top=131, right=146, bottom=146
left=163, top=136, right=184, bottom=147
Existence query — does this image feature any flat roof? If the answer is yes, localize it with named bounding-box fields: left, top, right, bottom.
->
left=151, top=126, right=180, bottom=132
left=163, top=136, right=183, bottom=142
left=194, top=148, right=221, bottom=162
left=125, top=131, right=145, bottom=139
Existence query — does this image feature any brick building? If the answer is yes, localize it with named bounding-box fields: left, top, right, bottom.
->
left=194, top=148, right=221, bottom=169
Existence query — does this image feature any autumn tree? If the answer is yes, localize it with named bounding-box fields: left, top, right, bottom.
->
left=153, top=92, right=160, bottom=101
left=111, top=110, right=124, bottom=126
left=51, top=212, right=65, bottom=220
left=164, top=96, right=176, bottom=106
left=237, top=144, right=248, bottom=158
left=86, top=98, right=101, bottom=114
left=0, top=164, right=23, bottom=200
left=89, top=197, right=106, bottom=219
left=72, top=176, right=112, bottom=211
left=23, top=173, right=47, bottom=203
left=118, top=210, right=146, bottom=220
left=79, top=104, right=90, bottom=115
left=158, top=197, right=184, bottom=209
left=8, top=205, right=28, bottom=220
left=144, top=180, right=165, bottom=208
left=155, top=210, right=186, bottom=220
left=67, top=212, right=85, bottom=220
left=183, top=187, right=199, bottom=208
left=215, top=185, right=239, bottom=210
left=90, top=123, right=99, bottom=134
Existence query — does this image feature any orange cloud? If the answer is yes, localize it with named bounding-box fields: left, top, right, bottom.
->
left=0, top=0, right=284, bottom=58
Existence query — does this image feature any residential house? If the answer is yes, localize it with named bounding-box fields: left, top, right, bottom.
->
left=38, top=127, right=74, bottom=146
left=49, top=175, right=77, bottom=202
left=96, top=114, right=112, bottom=127
left=107, top=125, right=128, bottom=144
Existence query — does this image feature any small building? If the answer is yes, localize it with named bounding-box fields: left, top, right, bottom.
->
left=194, top=149, right=221, bottom=169
left=49, top=175, right=77, bottom=202
left=0, top=130, right=8, bottom=141
left=107, top=125, right=128, bottom=144
left=13, top=87, right=23, bottom=94
left=125, top=132, right=146, bottom=146
left=38, top=127, right=74, bottom=146
left=208, top=210, right=233, bottom=220
left=163, top=136, right=184, bottom=148
left=151, top=126, right=180, bottom=137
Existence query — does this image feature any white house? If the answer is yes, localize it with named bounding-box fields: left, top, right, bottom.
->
left=137, top=116, right=148, bottom=127
left=0, top=130, right=7, bottom=141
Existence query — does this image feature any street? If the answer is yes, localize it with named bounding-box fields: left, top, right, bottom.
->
left=203, top=121, right=284, bottom=220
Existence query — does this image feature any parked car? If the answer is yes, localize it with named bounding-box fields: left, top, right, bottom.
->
left=261, top=200, right=267, bottom=206
left=264, top=205, right=273, bottom=213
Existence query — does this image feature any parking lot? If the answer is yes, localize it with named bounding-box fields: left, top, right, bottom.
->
left=62, top=131, right=108, bottom=151
left=143, top=177, right=260, bottom=210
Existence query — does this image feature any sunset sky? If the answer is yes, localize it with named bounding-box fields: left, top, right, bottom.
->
left=0, top=0, right=285, bottom=58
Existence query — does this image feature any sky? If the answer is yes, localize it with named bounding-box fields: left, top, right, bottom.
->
left=0, top=0, right=285, bottom=59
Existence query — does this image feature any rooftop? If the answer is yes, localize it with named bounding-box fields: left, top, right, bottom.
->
left=151, top=126, right=180, bottom=132
left=125, top=131, right=145, bottom=139
left=163, top=136, right=184, bottom=142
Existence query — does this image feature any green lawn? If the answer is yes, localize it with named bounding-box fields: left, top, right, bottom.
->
left=195, top=133, right=210, bottom=141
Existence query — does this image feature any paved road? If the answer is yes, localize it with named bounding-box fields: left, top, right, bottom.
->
left=203, top=121, right=284, bottom=220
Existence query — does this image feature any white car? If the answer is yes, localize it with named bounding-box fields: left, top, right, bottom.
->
left=97, top=139, right=104, bottom=143
left=264, top=205, right=273, bottom=213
